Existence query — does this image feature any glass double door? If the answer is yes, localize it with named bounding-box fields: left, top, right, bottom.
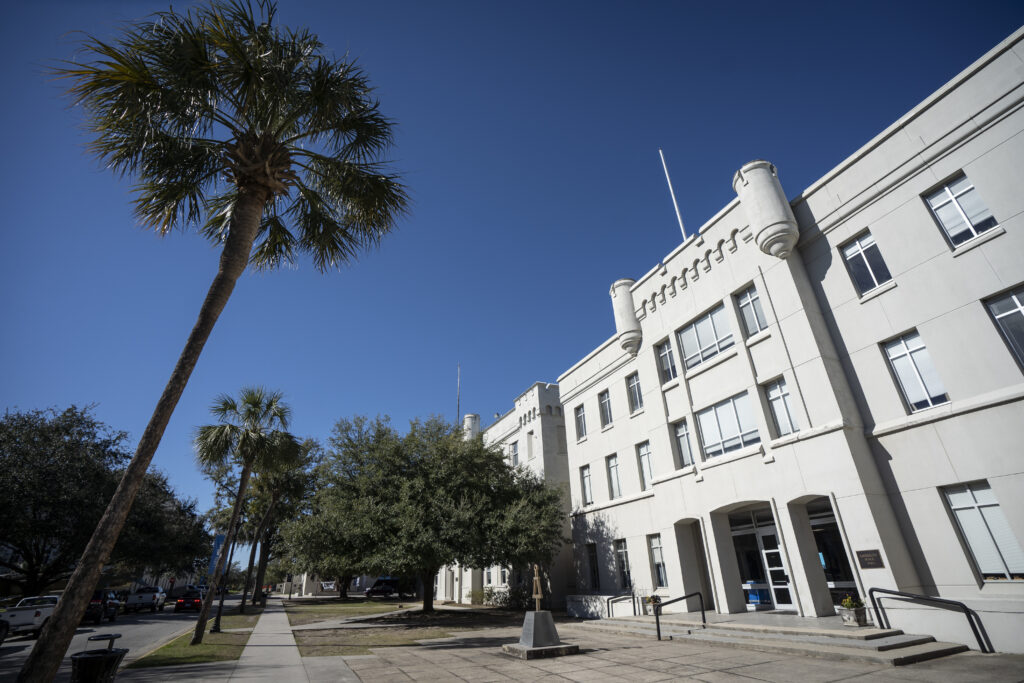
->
left=734, top=525, right=794, bottom=611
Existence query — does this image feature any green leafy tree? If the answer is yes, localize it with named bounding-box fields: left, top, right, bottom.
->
left=0, top=407, right=210, bottom=596
left=311, top=416, right=566, bottom=612
left=190, top=386, right=301, bottom=643
left=23, top=1, right=407, bottom=677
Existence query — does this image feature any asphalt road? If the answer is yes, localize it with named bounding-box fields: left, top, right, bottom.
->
left=0, top=597, right=240, bottom=682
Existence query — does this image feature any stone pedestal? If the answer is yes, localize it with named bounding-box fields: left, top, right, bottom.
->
left=502, top=610, right=580, bottom=659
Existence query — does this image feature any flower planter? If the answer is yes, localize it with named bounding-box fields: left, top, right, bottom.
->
left=837, top=605, right=869, bottom=627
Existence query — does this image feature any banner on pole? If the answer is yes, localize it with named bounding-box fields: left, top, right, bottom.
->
left=208, top=534, right=226, bottom=577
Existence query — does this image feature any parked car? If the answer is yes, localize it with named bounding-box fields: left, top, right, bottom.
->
left=173, top=590, right=204, bottom=612
left=84, top=590, right=120, bottom=625
left=364, top=577, right=415, bottom=598
left=125, top=586, right=167, bottom=612
left=0, top=595, right=59, bottom=639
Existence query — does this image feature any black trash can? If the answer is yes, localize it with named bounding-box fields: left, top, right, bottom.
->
left=71, top=633, right=127, bottom=683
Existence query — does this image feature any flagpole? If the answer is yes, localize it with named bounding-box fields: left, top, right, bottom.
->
left=659, top=149, right=687, bottom=240
left=456, top=363, right=461, bottom=424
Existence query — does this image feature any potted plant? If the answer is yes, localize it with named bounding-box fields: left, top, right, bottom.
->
left=837, top=594, right=869, bottom=627
left=644, top=594, right=662, bottom=615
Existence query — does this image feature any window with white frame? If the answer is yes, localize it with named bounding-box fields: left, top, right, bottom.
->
left=656, top=340, right=678, bottom=383
left=649, top=534, right=668, bottom=588
left=764, top=378, right=799, bottom=437
left=614, top=539, right=632, bottom=589
left=636, top=441, right=653, bottom=491
left=626, top=373, right=644, bottom=413
left=841, top=231, right=893, bottom=295
left=697, top=392, right=760, bottom=458
left=673, top=420, right=694, bottom=467
left=925, top=175, right=998, bottom=246
left=486, top=568, right=492, bottom=584
left=598, top=390, right=613, bottom=427
left=501, top=568, right=508, bottom=584
left=574, top=405, right=587, bottom=440
left=606, top=454, right=621, bottom=499
left=677, top=304, right=734, bottom=369
left=527, top=430, right=534, bottom=459
left=586, top=543, right=600, bottom=590
left=509, top=441, right=518, bottom=467
left=883, top=331, right=949, bottom=412
left=580, top=465, right=593, bottom=506
left=736, top=285, right=768, bottom=337
left=987, top=286, right=1024, bottom=368
left=944, top=481, right=1024, bottom=581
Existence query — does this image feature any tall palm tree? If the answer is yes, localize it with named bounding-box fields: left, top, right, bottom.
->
left=21, top=2, right=406, bottom=679
left=191, top=386, right=301, bottom=643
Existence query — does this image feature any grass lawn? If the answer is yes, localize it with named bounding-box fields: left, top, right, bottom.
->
left=283, top=597, right=410, bottom=626
left=294, top=607, right=528, bottom=656
left=125, top=606, right=264, bottom=669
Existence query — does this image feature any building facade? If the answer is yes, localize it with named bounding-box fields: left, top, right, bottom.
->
left=559, top=29, right=1024, bottom=653
left=435, top=382, right=574, bottom=607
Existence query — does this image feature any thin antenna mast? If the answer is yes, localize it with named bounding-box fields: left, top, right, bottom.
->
left=659, top=149, right=687, bottom=240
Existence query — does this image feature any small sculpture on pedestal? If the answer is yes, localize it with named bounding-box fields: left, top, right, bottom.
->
left=502, top=564, right=580, bottom=660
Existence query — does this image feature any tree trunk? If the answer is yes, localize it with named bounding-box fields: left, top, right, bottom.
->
left=192, top=462, right=254, bottom=644
left=337, top=574, right=351, bottom=599
left=17, top=188, right=268, bottom=683
left=240, top=533, right=259, bottom=614
left=252, top=532, right=272, bottom=607
left=421, top=569, right=437, bottom=613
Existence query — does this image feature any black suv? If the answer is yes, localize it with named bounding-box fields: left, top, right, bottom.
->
left=84, top=590, right=120, bottom=624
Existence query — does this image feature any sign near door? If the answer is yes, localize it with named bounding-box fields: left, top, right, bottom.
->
left=856, top=550, right=885, bottom=569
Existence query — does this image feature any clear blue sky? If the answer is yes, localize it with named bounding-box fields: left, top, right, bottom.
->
left=2, top=1, right=1023, bottom=515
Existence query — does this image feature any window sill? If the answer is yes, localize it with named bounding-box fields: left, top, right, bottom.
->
left=576, top=436, right=588, bottom=445
left=745, top=329, right=772, bottom=348
left=951, top=225, right=1004, bottom=257
left=857, top=279, right=897, bottom=303
left=651, top=464, right=697, bottom=486
left=697, top=443, right=764, bottom=472
left=600, top=423, right=614, bottom=433
left=870, top=383, right=1024, bottom=437
left=685, top=347, right=739, bottom=380
left=661, top=377, right=681, bottom=392
left=629, top=408, right=645, bottom=419
left=570, top=489, right=655, bottom=516
left=767, top=419, right=847, bottom=448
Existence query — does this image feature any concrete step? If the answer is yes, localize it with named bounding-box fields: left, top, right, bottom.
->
left=610, top=614, right=904, bottom=641
left=574, top=618, right=969, bottom=666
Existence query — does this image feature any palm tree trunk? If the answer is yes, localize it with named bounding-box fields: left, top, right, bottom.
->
left=240, top=535, right=259, bottom=614
left=18, top=188, right=269, bottom=683
left=192, top=462, right=254, bottom=644
left=252, top=531, right=272, bottom=607
left=241, top=494, right=279, bottom=612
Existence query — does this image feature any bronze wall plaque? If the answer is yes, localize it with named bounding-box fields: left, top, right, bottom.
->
left=856, top=550, right=885, bottom=569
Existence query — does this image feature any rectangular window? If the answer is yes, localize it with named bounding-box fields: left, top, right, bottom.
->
left=486, top=568, right=492, bottom=584
left=598, top=390, right=613, bottom=427
left=944, top=481, right=1024, bottom=581
left=884, top=331, right=949, bottom=412
left=842, top=232, right=893, bottom=295
left=606, top=454, right=621, bottom=499
left=580, top=465, right=593, bottom=506
left=987, top=286, right=1024, bottom=367
left=765, top=378, right=799, bottom=437
left=736, top=285, right=768, bottom=336
left=501, top=568, right=508, bottom=584
left=925, top=175, right=998, bottom=246
left=574, top=405, right=587, bottom=440
left=697, top=391, right=761, bottom=458
left=673, top=420, right=694, bottom=467
left=614, top=539, right=632, bottom=589
left=586, top=543, right=600, bottom=591
left=636, top=441, right=653, bottom=491
left=626, top=373, right=644, bottom=413
left=656, top=340, right=678, bottom=383
left=649, top=534, right=667, bottom=588
left=677, top=304, right=734, bottom=370
left=527, top=430, right=534, bottom=459
left=509, top=442, right=518, bottom=467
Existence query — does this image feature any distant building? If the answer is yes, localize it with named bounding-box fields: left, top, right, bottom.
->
left=557, top=27, right=1024, bottom=654
left=437, top=382, right=573, bottom=607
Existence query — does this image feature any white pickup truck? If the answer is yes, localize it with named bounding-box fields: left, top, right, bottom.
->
left=124, top=586, right=167, bottom=612
left=0, top=595, right=59, bottom=639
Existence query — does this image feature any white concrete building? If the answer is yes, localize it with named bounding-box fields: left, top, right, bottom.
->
left=435, top=383, right=574, bottom=607
left=559, top=28, right=1024, bottom=654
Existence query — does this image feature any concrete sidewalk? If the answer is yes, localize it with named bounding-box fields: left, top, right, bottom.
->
left=115, top=600, right=1024, bottom=682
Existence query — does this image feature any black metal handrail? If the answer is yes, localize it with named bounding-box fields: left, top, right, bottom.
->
left=867, top=587, right=991, bottom=653
left=606, top=591, right=637, bottom=618
left=653, top=591, right=705, bottom=641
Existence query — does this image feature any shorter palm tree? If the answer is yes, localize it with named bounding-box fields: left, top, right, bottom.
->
left=191, top=386, right=301, bottom=644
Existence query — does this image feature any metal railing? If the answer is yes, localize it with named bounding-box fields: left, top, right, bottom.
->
left=867, top=587, right=992, bottom=653
left=653, top=591, right=706, bottom=641
left=606, top=591, right=637, bottom=618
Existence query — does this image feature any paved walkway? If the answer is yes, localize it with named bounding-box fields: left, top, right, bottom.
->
left=114, top=600, right=1024, bottom=682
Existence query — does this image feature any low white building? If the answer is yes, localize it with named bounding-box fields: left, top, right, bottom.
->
left=435, top=383, right=574, bottom=607
left=558, top=27, right=1024, bottom=654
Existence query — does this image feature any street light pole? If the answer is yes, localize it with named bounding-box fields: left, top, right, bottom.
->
left=210, top=522, right=241, bottom=634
